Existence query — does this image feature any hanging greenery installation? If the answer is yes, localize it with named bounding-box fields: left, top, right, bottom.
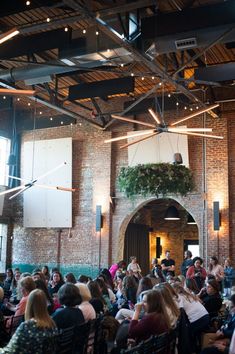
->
left=118, top=163, right=194, bottom=198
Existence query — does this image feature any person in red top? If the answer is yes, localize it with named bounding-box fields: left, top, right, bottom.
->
left=128, top=289, right=170, bottom=343
left=186, top=257, right=207, bottom=292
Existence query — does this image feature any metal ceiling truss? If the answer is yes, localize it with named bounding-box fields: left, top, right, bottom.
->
left=62, top=0, right=220, bottom=129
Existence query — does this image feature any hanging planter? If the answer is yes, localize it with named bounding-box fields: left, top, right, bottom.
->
left=118, top=163, right=194, bottom=198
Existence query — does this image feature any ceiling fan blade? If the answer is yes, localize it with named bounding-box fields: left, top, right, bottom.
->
left=9, top=185, right=33, bottom=200
left=104, top=130, right=155, bottom=143
left=111, top=114, right=156, bottom=128
left=0, top=88, right=36, bottom=96
left=33, top=162, right=67, bottom=183
left=0, top=185, right=24, bottom=197
left=35, top=184, right=76, bottom=192
left=148, top=108, right=161, bottom=125
left=171, top=104, right=219, bottom=126
left=120, top=132, right=158, bottom=149
left=169, top=131, right=223, bottom=139
left=168, top=128, right=213, bottom=132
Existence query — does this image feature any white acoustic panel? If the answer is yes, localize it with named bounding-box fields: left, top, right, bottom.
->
left=128, top=127, right=189, bottom=167
left=0, top=186, right=6, bottom=216
left=23, top=137, right=72, bottom=228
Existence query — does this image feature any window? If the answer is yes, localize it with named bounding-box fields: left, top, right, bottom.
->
left=0, top=224, right=8, bottom=272
left=0, top=136, right=10, bottom=185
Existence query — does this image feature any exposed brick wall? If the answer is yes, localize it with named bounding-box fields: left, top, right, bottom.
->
left=0, top=97, right=233, bottom=276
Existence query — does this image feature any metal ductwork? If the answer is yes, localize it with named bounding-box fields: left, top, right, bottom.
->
left=0, top=64, right=80, bottom=83
left=142, top=0, right=235, bottom=54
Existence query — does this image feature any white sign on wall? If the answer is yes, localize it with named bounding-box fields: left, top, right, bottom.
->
left=23, top=137, right=72, bottom=228
left=128, top=127, right=189, bottom=167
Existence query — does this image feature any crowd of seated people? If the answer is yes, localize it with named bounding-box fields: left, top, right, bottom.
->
left=0, top=254, right=234, bottom=353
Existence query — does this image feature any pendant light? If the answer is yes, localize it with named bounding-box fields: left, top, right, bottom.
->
left=164, top=206, right=180, bottom=220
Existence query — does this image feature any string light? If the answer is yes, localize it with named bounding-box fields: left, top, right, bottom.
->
left=82, top=29, right=86, bottom=34
left=95, top=30, right=99, bottom=36
left=159, top=82, right=162, bottom=86
left=50, top=117, right=53, bottom=121
left=131, top=73, right=134, bottom=77
left=141, top=77, right=144, bottom=80
left=28, top=102, right=31, bottom=106
left=196, top=106, right=199, bottom=109
left=176, top=102, right=179, bottom=106
left=64, top=27, right=68, bottom=32
left=79, top=123, right=82, bottom=126
left=46, top=18, right=50, bottom=22
left=120, top=63, right=124, bottom=67
left=70, top=123, right=73, bottom=126
left=26, top=1, right=30, bottom=5
left=168, top=93, right=171, bottom=97
left=61, top=121, right=64, bottom=125
left=3, top=96, right=6, bottom=100
left=39, top=111, right=42, bottom=115
left=190, top=107, right=193, bottom=111
left=17, top=98, right=20, bottom=101
left=184, top=106, right=187, bottom=110
left=107, top=49, right=110, bottom=52
left=151, top=76, right=155, bottom=80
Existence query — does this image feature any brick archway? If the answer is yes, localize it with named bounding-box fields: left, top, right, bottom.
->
left=116, top=195, right=202, bottom=263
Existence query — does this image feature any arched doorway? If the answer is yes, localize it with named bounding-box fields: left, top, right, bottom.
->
left=123, top=198, right=199, bottom=276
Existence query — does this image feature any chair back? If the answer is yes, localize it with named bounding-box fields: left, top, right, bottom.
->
left=4, top=314, right=24, bottom=337
left=56, top=326, right=75, bottom=354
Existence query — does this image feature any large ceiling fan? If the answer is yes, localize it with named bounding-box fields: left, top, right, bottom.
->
left=0, top=162, right=76, bottom=200
left=104, top=104, right=223, bottom=149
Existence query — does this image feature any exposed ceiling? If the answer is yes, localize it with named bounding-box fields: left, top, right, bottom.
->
left=0, top=0, right=234, bottom=129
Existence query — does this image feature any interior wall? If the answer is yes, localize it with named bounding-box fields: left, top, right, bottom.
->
left=0, top=97, right=232, bottom=276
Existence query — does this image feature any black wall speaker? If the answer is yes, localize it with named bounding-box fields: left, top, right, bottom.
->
left=156, top=237, right=162, bottom=258
left=96, top=205, right=102, bottom=232
left=213, top=201, right=220, bottom=231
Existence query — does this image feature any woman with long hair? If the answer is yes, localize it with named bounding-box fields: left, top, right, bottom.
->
left=208, top=256, right=224, bottom=291
left=34, top=279, right=54, bottom=315
left=153, top=283, right=180, bottom=328
left=48, top=271, right=64, bottom=296
left=87, top=280, right=105, bottom=315
left=128, top=289, right=170, bottom=342
left=0, top=289, right=58, bottom=353
left=136, top=277, right=153, bottom=302
left=173, top=284, right=209, bottom=336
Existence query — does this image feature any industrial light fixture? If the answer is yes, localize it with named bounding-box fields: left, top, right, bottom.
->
left=0, top=28, right=19, bottom=45
left=164, top=206, right=180, bottom=220
left=187, top=214, right=196, bottom=225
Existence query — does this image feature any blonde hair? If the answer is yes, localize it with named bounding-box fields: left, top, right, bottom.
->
left=172, top=283, right=198, bottom=302
left=19, top=276, right=36, bottom=294
left=25, top=289, right=55, bottom=328
left=75, top=282, right=91, bottom=301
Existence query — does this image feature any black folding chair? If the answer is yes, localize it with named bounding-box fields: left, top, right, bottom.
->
left=56, top=326, right=75, bottom=354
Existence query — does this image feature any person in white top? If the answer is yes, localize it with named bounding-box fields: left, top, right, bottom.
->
left=173, top=284, right=209, bottom=335
left=127, top=256, right=141, bottom=280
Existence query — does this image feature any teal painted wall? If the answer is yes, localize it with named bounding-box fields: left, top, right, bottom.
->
left=11, top=263, right=99, bottom=279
